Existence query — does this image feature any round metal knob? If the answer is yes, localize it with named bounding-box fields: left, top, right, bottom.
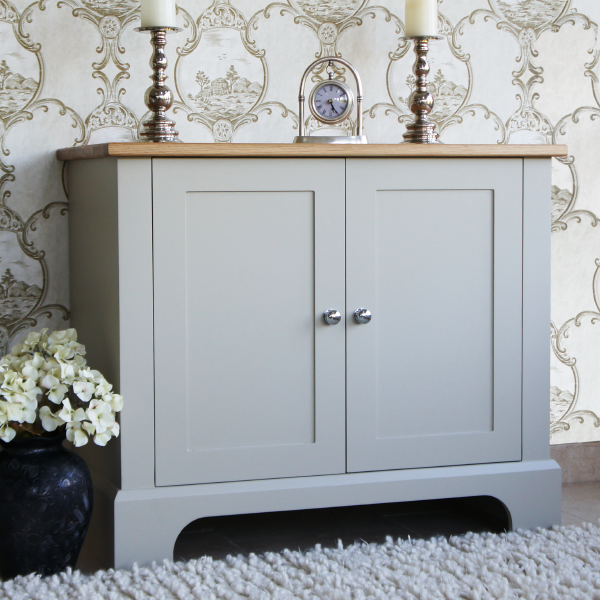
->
left=323, top=309, right=342, bottom=325
left=354, top=308, right=372, bottom=324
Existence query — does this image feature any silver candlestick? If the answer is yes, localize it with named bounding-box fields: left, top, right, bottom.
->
left=401, top=36, right=443, bottom=144
left=135, top=26, right=182, bottom=142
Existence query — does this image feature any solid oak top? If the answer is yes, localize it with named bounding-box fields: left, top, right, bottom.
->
left=57, top=143, right=568, bottom=161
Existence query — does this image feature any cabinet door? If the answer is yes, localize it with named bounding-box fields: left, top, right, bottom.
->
left=346, top=158, right=523, bottom=472
left=153, top=158, right=346, bottom=486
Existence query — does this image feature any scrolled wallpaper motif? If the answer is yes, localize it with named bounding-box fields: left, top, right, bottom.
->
left=0, top=0, right=598, bottom=442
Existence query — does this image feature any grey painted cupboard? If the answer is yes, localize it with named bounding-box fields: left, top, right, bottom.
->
left=59, top=143, right=566, bottom=569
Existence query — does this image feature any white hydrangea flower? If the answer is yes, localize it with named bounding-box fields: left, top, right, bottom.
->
left=21, top=378, right=42, bottom=404
left=5, top=401, right=35, bottom=424
left=79, top=368, right=102, bottom=382
left=0, top=327, right=122, bottom=447
left=86, top=399, right=115, bottom=434
left=21, top=365, right=39, bottom=381
left=0, top=375, right=41, bottom=414
left=94, top=378, right=113, bottom=396
left=66, top=421, right=88, bottom=447
left=0, top=423, right=16, bottom=443
left=93, top=429, right=112, bottom=446
left=39, top=406, right=66, bottom=432
left=7, top=342, right=23, bottom=356
left=29, top=353, right=44, bottom=369
left=40, top=373, right=69, bottom=404
left=59, top=361, right=76, bottom=382
left=43, top=358, right=61, bottom=373
left=1, top=371, right=21, bottom=395
left=73, top=380, right=95, bottom=403
left=58, top=398, right=86, bottom=424
left=104, top=393, right=124, bottom=413
left=21, top=352, right=44, bottom=377
left=83, top=420, right=119, bottom=446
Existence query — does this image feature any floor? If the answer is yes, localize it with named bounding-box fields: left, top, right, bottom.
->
left=76, top=481, right=600, bottom=574
left=560, top=481, right=600, bottom=526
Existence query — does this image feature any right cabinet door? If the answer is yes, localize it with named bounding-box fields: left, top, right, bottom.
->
left=346, top=158, right=523, bottom=473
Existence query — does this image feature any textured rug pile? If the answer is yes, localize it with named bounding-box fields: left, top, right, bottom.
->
left=2, top=523, right=600, bottom=599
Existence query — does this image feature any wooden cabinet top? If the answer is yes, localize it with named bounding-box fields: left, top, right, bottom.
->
left=57, top=143, right=568, bottom=161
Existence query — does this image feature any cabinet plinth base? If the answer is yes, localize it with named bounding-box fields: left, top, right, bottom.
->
left=87, top=459, right=561, bottom=570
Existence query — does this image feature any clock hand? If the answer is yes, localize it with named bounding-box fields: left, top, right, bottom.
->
left=328, top=98, right=339, bottom=115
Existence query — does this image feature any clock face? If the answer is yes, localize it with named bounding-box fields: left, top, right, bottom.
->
left=311, top=82, right=352, bottom=122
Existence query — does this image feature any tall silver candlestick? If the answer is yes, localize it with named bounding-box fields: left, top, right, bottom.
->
left=135, top=26, right=182, bottom=142
left=401, top=35, right=443, bottom=144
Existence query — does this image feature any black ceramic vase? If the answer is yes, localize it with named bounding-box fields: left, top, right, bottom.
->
left=0, top=433, right=93, bottom=580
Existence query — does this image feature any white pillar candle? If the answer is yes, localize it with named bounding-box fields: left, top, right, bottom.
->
left=140, top=0, right=176, bottom=27
left=405, top=0, right=438, bottom=37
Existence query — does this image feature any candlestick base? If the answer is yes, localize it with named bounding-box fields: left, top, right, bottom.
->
left=402, top=122, right=441, bottom=144
left=140, top=115, right=181, bottom=143
left=135, top=26, right=182, bottom=143
left=400, top=35, right=443, bottom=145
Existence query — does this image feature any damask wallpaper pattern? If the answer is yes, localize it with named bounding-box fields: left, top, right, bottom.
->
left=0, top=0, right=597, bottom=443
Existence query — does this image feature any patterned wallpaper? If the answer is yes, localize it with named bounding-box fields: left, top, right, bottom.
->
left=0, top=0, right=598, bottom=443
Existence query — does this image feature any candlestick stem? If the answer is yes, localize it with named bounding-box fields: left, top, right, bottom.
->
left=402, top=36, right=443, bottom=144
left=135, top=26, right=182, bottom=143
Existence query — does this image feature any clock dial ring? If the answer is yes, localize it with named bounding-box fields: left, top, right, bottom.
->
left=308, top=80, right=355, bottom=125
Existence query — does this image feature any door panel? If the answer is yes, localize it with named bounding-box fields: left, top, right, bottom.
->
left=185, top=191, right=316, bottom=451
left=375, top=190, right=494, bottom=439
left=154, top=159, right=346, bottom=486
left=346, top=158, right=523, bottom=473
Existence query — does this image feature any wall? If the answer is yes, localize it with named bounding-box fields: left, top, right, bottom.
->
left=0, top=0, right=598, bottom=443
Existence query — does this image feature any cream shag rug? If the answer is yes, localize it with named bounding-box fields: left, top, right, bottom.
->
left=2, top=524, right=600, bottom=599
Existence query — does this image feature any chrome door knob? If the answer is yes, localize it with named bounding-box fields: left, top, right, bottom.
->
left=323, top=309, right=342, bottom=325
left=354, top=308, right=372, bottom=324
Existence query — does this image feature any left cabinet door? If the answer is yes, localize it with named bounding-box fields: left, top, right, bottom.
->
left=153, top=158, right=346, bottom=486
